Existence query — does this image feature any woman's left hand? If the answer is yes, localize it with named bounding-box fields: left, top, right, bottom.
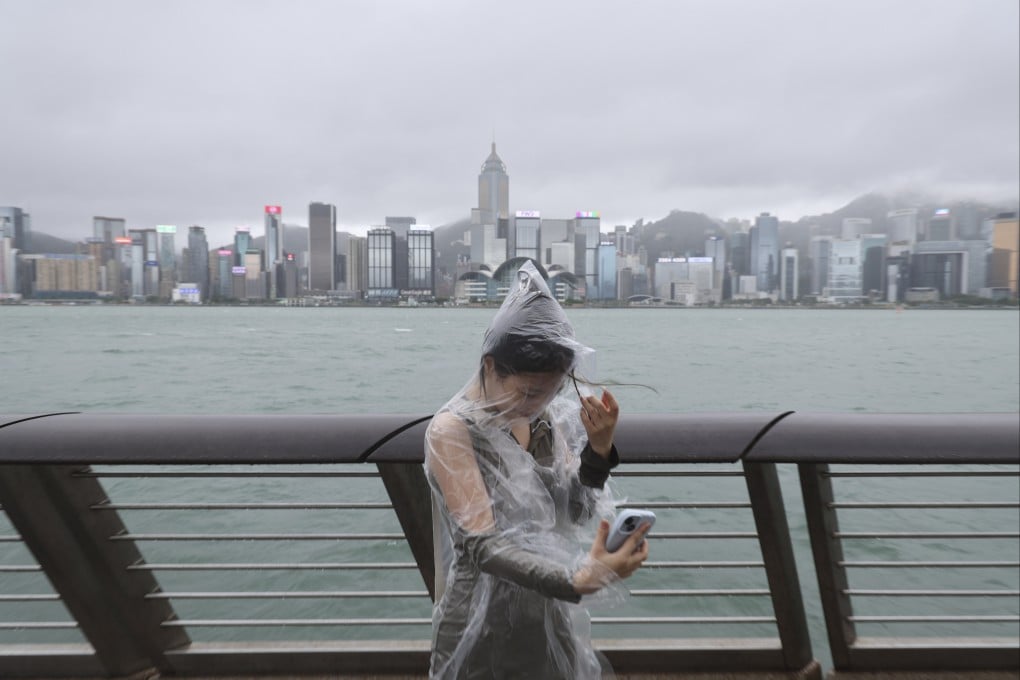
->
left=580, top=388, right=619, bottom=458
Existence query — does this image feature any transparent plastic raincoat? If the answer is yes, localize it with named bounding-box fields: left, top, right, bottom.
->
left=425, top=262, right=622, bottom=679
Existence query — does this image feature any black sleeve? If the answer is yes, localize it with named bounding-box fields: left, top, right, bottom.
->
left=578, top=443, right=619, bottom=490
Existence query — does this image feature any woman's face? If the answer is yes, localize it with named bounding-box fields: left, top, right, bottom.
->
left=483, top=359, right=566, bottom=420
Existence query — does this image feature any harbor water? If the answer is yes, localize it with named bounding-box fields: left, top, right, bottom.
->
left=1, top=306, right=1018, bottom=667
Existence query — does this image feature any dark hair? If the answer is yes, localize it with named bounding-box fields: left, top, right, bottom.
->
left=479, top=334, right=575, bottom=396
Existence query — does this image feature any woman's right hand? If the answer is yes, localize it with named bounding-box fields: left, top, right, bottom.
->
left=573, top=519, right=650, bottom=594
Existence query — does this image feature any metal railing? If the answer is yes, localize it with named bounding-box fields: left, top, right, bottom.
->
left=0, top=411, right=1017, bottom=679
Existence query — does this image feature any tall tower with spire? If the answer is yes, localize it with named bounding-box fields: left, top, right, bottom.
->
left=475, top=142, right=509, bottom=227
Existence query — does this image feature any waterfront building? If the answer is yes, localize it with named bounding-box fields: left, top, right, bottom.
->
left=886, top=208, right=919, bottom=244
left=780, top=247, right=799, bottom=301
left=280, top=253, right=299, bottom=298
left=809, top=236, right=832, bottom=297
left=729, top=231, right=751, bottom=277
left=92, top=216, right=125, bottom=245
left=885, top=243, right=911, bottom=302
left=860, top=234, right=887, bottom=298
left=841, top=217, right=872, bottom=240
left=243, top=249, right=265, bottom=299
left=469, top=223, right=508, bottom=271
left=597, top=242, right=617, bottom=300
left=750, top=213, right=779, bottom=294
left=911, top=240, right=988, bottom=298
left=0, top=236, right=16, bottom=297
left=827, top=239, right=863, bottom=303
left=215, top=249, right=233, bottom=299
left=705, top=236, right=727, bottom=295
left=475, top=143, right=509, bottom=228
left=24, top=253, right=98, bottom=297
left=574, top=212, right=600, bottom=293
left=385, top=216, right=416, bottom=292
left=186, top=226, right=210, bottom=301
left=1, top=206, right=32, bottom=253
left=367, top=228, right=397, bottom=300
left=926, top=208, right=953, bottom=241
left=265, top=206, right=283, bottom=298
left=346, top=236, right=367, bottom=298
left=308, top=202, right=337, bottom=292
left=406, top=227, right=435, bottom=298
left=157, top=226, right=177, bottom=299
left=546, top=241, right=574, bottom=273
left=233, top=227, right=252, bottom=267
left=513, top=212, right=541, bottom=262
left=989, top=213, right=1019, bottom=295
left=654, top=257, right=714, bottom=304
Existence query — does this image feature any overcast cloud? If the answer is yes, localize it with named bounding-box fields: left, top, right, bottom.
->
left=1, top=0, right=1017, bottom=246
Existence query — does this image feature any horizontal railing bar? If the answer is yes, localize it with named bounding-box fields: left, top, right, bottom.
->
left=592, top=616, right=777, bottom=624
left=162, top=618, right=431, bottom=627
left=0, top=565, right=41, bottom=572
left=840, top=561, right=1020, bottom=568
left=0, top=535, right=21, bottom=542
left=145, top=590, right=429, bottom=600
left=830, top=502, right=1019, bottom=509
left=0, top=622, right=78, bottom=630
left=112, top=533, right=407, bottom=541
left=642, top=532, right=759, bottom=539
left=114, top=531, right=760, bottom=542
left=825, top=471, right=1019, bottom=478
left=0, top=594, right=60, bottom=601
left=160, top=616, right=779, bottom=628
left=130, top=560, right=766, bottom=571
left=835, top=531, right=1020, bottom=539
left=630, top=589, right=771, bottom=597
left=76, top=471, right=383, bottom=478
left=646, top=561, right=766, bottom=568
left=848, top=615, right=1020, bottom=623
left=92, top=502, right=394, bottom=510
left=846, top=589, right=1020, bottom=597
left=616, top=502, right=752, bottom=509
left=128, top=562, right=420, bottom=571
left=613, top=471, right=745, bottom=477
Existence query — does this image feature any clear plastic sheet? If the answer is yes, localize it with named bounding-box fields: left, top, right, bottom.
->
left=425, top=261, right=643, bottom=679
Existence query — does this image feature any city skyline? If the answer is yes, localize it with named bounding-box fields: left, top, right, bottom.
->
left=1, top=1, right=1017, bottom=247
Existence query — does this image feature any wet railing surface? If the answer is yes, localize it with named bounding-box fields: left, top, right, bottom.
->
left=0, top=411, right=1017, bottom=679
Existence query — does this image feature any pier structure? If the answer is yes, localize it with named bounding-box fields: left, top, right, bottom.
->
left=0, top=411, right=1017, bottom=679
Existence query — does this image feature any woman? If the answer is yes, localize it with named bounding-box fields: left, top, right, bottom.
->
left=425, top=261, right=650, bottom=679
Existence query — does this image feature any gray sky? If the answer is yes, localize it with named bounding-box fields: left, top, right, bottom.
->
left=2, top=0, right=1017, bottom=246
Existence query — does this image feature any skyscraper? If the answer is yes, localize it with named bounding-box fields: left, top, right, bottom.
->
left=367, top=228, right=396, bottom=299
left=750, top=213, right=779, bottom=294
left=234, top=228, right=252, bottom=267
left=0, top=207, right=32, bottom=253
left=308, top=202, right=337, bottom=292
left=265, top=206, right=283, bottom=298
left=513, top=212, right=541, bottom=262
left=809, top=236, right=833, bottom=296
left=386, top=216, right=416, bottom=291
left=780, top=248, right=799, bottom=301
left=187, top=226, right=210, bottom=301
left=406, top=228, right=435, bottom=298
left=574, top=212, right=600, bottom=294
left=476, top=143, right=509, bottom=228
left=989, top=213, right=1019, bottom=295
left=886, top=209, right=919, bottom=244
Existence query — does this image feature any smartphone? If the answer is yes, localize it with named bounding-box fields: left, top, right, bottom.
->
left=606, top=509, right=656, bottom=553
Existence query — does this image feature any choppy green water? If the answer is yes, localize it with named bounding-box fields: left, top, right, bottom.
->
left=1, top=306, right=1017, bottom=667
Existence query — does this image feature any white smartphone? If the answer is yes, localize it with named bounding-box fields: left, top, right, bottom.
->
left=606, top=509, right=656, bottom=553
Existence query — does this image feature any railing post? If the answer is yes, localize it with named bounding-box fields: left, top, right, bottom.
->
left=742, top=461, right=815, bottom=671
left=0, top=464, right=189, bottom=677
left=376, top=462, right=435, bottom=601
left=798, top=462, right=856, bottom=670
